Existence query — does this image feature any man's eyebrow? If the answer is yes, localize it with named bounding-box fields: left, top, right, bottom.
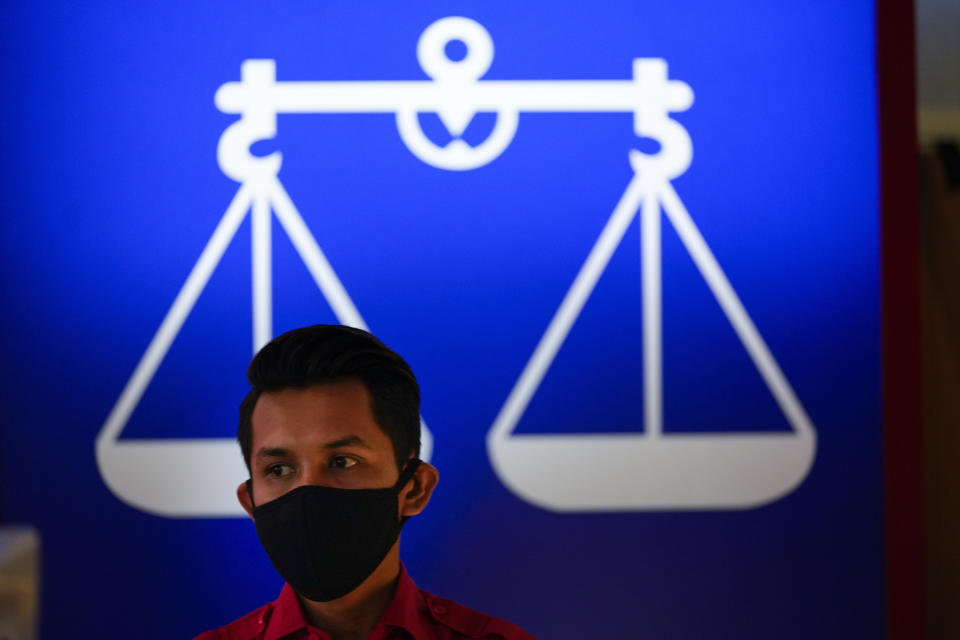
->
left=255, top=447, right=292, bottom=460
left=254, top=436, right=371, bottom=460
left=323, top=434, right=371, bottom=449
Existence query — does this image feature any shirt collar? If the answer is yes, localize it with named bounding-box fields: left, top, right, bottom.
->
left=263, top=582, right=311, bottom=640
left=263, top=564, right=433, bottom=640
left=379, top=564, right=433, bottom=640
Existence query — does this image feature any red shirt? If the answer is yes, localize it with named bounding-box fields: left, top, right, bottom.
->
left=194, top=566, right=538, bottom=640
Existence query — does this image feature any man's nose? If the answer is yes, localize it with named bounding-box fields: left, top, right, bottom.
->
left=299, top=460, right=331, bottom=487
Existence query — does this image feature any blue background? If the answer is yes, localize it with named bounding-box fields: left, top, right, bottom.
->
left=0, top=1, right=881, bottom=638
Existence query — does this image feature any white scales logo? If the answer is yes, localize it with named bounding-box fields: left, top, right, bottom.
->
left=95, top=17, right=816, bottom=517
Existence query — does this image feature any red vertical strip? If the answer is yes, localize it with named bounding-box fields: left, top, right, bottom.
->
left=877, top=0, right=923, bottom=638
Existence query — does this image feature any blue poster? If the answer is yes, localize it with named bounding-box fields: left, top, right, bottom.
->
left=0, top=2, right=881, bottom=638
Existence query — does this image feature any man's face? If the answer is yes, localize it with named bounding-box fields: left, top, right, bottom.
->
left=245, top=379, right=401, bottom=506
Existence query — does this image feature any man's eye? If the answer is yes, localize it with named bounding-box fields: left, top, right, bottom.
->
left=329, top=456, right=358, bottom=469
left=266, top=464, right=294, bottom=478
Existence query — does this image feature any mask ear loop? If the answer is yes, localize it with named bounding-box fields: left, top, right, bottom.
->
left=246, top=478, right=256, bottom=509
left=396, top=458, right=423, bottom=526
left=395, top=458, right=422, bottom=491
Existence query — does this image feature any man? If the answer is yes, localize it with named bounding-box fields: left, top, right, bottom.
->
left=196, top=324, right=536, bottom=640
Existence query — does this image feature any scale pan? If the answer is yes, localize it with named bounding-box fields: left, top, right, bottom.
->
left=488, top=431, right=816, bottom=511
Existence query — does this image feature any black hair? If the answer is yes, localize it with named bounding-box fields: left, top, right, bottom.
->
left=237, top=324, right=420, bottom=473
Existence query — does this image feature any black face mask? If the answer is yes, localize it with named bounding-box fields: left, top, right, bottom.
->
left=248, top=459, right=421, bottom=602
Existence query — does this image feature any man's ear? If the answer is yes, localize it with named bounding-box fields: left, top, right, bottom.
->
left=237, top=480, right=255, bottom=519
left=399, top=461, right=439, bottom=518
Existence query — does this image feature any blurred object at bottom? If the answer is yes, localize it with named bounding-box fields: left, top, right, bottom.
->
left=0, top=527, right=40, bottom=640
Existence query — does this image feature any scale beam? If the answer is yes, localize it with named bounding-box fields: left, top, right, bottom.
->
left=214, top=16, right=693, bottom=174
left=215, top=79, right=693, bottom=115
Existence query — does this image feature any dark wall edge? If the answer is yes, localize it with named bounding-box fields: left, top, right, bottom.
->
left=877, top=0, right=924, bottom=637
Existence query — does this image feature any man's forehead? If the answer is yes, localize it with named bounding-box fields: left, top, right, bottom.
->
left=253, top=381, right=373, bottom=420
left=257, top=379, right=369, bottom=405
left=249, top=381, right=388, bottom=449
